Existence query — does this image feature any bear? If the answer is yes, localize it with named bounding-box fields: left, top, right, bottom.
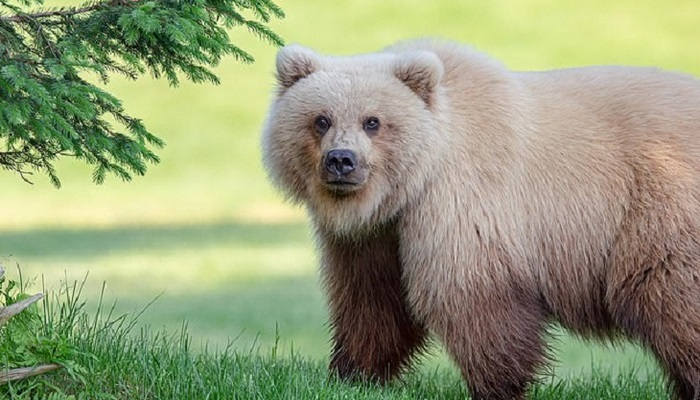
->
left=261, top=39, right=700, bottom=400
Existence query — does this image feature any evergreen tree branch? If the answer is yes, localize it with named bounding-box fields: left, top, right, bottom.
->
left=1, top=0, right=130, bottom=23
left=0, top=0, right=284, bottom=187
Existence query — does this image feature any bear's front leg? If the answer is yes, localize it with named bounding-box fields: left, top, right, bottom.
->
left=400, top=214, right=551, bottom=400
left=408, top=273, right=550, bottom=400
left=318, top=223, right=428, bottom=383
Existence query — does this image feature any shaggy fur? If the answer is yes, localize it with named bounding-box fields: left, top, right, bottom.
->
left=261, top=39, right=700, bottom=400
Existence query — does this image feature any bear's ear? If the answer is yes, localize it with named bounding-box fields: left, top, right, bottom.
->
left=393, top=51, right=443, bottom=106
left=275, top=45, right=321, bottom=90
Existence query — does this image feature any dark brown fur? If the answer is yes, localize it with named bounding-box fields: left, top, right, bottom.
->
left=319, top=222, right=428, bottom=382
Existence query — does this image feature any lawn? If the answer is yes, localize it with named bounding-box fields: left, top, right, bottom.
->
left=2, top=0, right=699, bottom=393
left=0, top=274, right=669, bottom=399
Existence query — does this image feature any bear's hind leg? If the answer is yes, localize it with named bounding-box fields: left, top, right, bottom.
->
left=610, top=244, right=700, bottom=400
left=320, top=224, right=428, bottom=383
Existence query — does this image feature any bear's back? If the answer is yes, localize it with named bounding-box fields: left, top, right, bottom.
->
left=388, top=40, right=700, bottom=193
left=520, top=66, right=700, bottom=158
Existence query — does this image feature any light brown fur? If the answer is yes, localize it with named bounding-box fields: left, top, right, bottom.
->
left=261, top=39, right=700, bottom=399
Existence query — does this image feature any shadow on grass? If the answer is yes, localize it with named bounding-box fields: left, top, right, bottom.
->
left=0, top=220, right=312, bottom=260
left=117, top=275, right=330, bottom=356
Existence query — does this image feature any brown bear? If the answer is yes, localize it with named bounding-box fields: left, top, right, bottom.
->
left=261, top=39, right=700, bottom=400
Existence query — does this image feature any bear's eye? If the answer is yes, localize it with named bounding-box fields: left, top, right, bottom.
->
left=363, top=117, right=381, bottom=134
left=314, top=115, right=331, bottom=135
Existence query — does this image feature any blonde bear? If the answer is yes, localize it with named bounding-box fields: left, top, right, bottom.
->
left=261, top=39, right=700, bottom=400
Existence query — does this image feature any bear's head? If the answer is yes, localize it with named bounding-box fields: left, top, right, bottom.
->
left=262, top=45, right=445, bottom=234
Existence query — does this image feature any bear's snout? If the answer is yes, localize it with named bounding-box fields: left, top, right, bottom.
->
left=320, top=148, right=368, bottom=195
left=325, top=149, right=357, bottom=176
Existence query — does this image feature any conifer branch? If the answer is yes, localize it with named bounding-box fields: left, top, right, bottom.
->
left=0, top=0, right=284, bottom=187
left=1, top=1, right=127, bottom=23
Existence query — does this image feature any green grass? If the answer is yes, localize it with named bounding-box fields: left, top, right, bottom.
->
left=5, top=327, right=669, bottom=400
left=1, top=275, right=668, bottom=399
left=2, top=0, right=699, bottom=396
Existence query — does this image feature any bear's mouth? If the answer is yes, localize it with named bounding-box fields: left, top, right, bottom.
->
left=324, top=179, right=362, bottom=196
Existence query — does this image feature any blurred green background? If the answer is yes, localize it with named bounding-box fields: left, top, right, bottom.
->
left=2, top=0, right=699, bottom=379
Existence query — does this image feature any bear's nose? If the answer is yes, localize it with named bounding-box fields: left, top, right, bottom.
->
left=325, top=149, right=357, bottom=176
